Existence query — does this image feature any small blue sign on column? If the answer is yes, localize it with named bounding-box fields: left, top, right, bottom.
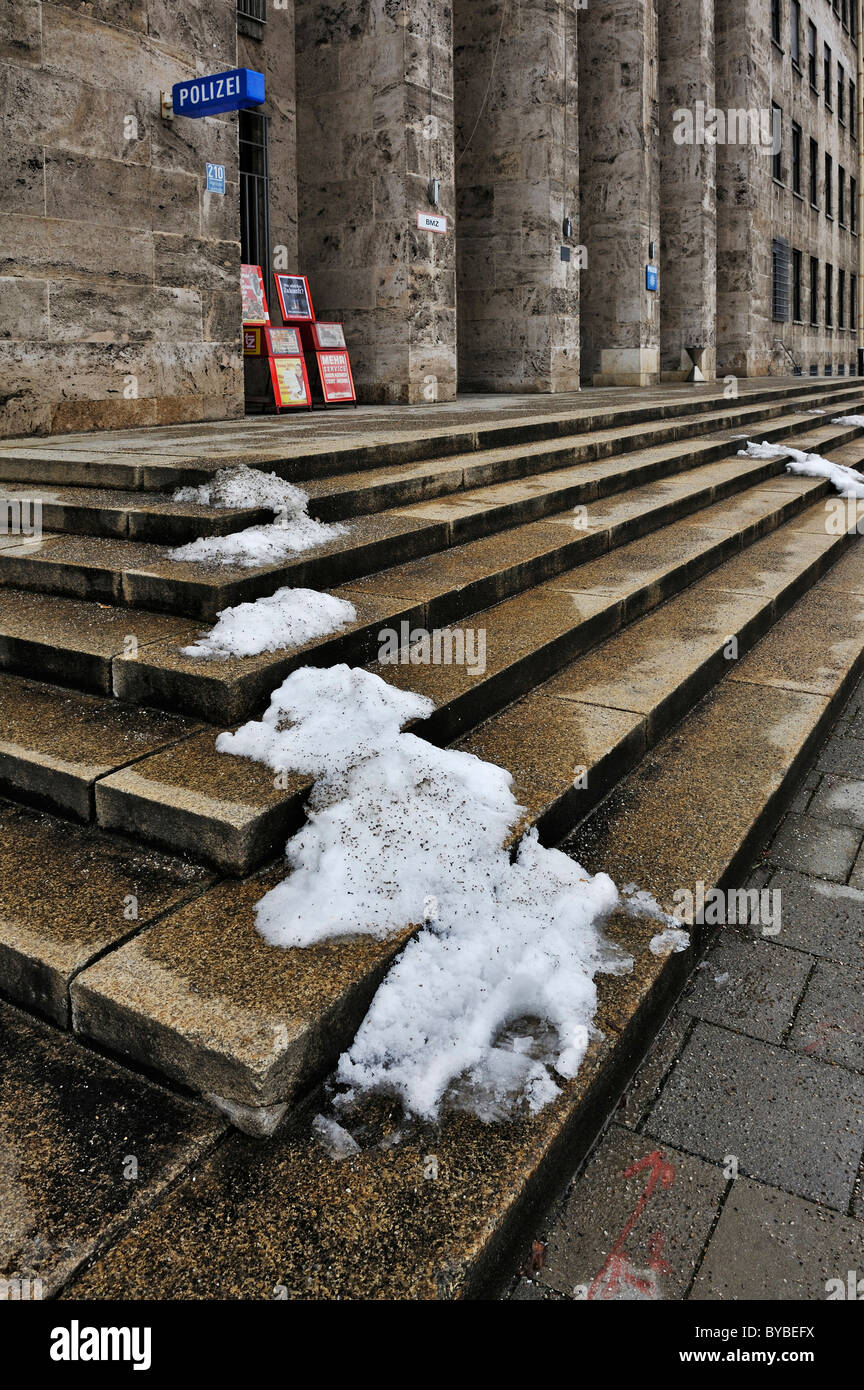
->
left=645, top=264, right=659, bottom=292
left=206, top=162, right=226, bottom=195
left=172, top=67, right=265, bottom=119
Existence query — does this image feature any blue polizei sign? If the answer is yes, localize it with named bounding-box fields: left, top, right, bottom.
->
left=172, top=67, right=265, bottom=118
left=645, top=264, right=659, bottom=292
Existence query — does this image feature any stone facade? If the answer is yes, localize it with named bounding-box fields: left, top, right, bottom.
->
left=0, top=0, right=861, bottom=436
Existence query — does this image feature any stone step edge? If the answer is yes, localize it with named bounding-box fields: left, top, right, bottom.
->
left=57, top=578, right=864, bottom=1302
left=77, top=477, right=837, bottom=872
left=1, top=405, right=857, bottom=630
left=0, top=378, right=856, bottom=493
left=61, top=508, right=860, bottom=1132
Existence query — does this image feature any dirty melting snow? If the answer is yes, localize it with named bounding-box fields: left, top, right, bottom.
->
left=169, top=465, right=343, bottom=566
left=179, top=587, right=357, bottom=660
left=217, top=664, right=636, bottom=1122
left=739, top=439, right=864, bottom=497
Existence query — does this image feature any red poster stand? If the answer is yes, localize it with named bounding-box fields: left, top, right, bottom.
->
left=265, top=326, right=312, bottom=411
left=241, top=267, right=312, bottom=411
left=273, top=274, right=358, bottom=408
left=316, top=349, right=356, bottom=404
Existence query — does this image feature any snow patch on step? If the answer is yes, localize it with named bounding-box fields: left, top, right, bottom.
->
left=169, top=465, right=343, bottom=567
left=217, top=663, right=650, bottom=1123
left=738, top=439, right=864, bottom=497
left=179, top=587, right=357, bottom=660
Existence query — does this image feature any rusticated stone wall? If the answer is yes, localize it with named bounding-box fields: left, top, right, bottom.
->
left=578, top=0, right=660, bottom=387
left=0, top=0, right=250, bottom=438
left=295, top=0, right=457, bottom=404
left=659, top=0, right=716, bottom=380
left=453, top=0, right=580, bottom=393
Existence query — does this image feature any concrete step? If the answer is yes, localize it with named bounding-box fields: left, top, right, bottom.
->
left=57, top=540, right=864, bottom=1299
left=0, top=481, right=273, bottom=543
left=1, top=388, right=861, bottom=551
left=37, top=472, right=833, bottom=872
left=300, top=384, right=864, bottom=520
left=2, top=505, right=852, bottom=1109
left=0, top=377, right=857, bottom=494
left=0, top=413, right=858, bottom=624
left=0, top=673, right=200, bottom=822
left=24, top=428, right=864, bottom=725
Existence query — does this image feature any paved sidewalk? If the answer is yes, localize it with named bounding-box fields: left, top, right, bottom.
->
left=510, top=675, right=864, bottom=1301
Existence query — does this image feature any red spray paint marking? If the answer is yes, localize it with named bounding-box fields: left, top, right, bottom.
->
left=587, top=1149, right=675, bottom=1301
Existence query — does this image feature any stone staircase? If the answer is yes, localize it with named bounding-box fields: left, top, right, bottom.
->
left=3, top=378, right=864, bottom=1298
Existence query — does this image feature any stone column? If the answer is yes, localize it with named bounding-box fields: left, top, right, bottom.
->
left=295, top=0, right=456, bottom=404
left=715, top=0, right=773, bottom=376
left=453, top=0, right=579, bottom=393
left=578, top=0, right=660, bottom=386
left=658, top=0, right=716, bottom=380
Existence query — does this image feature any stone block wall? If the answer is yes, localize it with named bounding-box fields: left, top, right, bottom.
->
left=453, top=0, right=580, bottom=393
left=659, top=0, right=717, bottom=380
left=295, top=0, right=457, bottom=404
left=578, top=0, right=661, bottom=386
left=0, top=0, right=247, bottom=438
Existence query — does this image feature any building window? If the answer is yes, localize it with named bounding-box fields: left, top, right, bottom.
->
left=791, top=122, right=802, bottom=194
left=826, top=153, right=833, bottom=217
left=772, top=237, right=790, bottom=322
left=808, top=22, right=818, bottom=88
left=825, top=45, right=832, bottom=107
left=852, top=274, right=858, bottom=330
left=810, top=257, right=819, bottom=325
left=839, top=268, right=846, bottom=328
left=772, top=104, right=783, bottom=181
left=810, top=137, right=819, bottom=205
left=852, top=176, right=858, bottom=233
left=792, top=248, right=803, bottom=320
left=852, top=81, right=857, bottom=138
left=839, top=165, right=846, bottom=225
left=852, top=3, right=858, bottom=41
left=791, top=0, right=801, bottom=64
left=239, top=110, right=271, bottom=289
left=237, top=0, right=266, bottom=20
left=826, top=263, right=834, bottom=327
left=771, top=0, right=782, bottom=44
left=838, top=67, right=845, bottom=124
left=842, top=0, right=848, bottom=27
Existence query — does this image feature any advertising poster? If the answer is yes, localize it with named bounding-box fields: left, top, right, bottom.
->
left=317, top=350, right=356, bottom=403
left=242, top=325, right=264, bottom=356
left=240, top=264, right=269, bottom=324
left=269, top=353, right=311, bottom=409
left=312, top=322, right=346, bottom=349
left=266, top=326, right=303, bottom=355
left=274, top=273, right=314, bottom=321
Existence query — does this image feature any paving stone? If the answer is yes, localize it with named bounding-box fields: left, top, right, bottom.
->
left=765, top=813, right=861, bottom=882
left=615, top=1012, right=693, bottom=1130
left=786, top=766, right=820, bottom=816
left=757, top=870, right=864, bottom=964
left=0, top=801, right=213, bottom=1026
left=691, top=1178, right=864, bottom=1300
left=788, top=961, right=864, bottom=1071
left=815, top=734, right=864, bottom=779
left=645, top=1021, right=864, bottom=1210
left=678, top=933, right=811, bottom=1044
left=807, top=775, right=864, bottom=831
left=0, top=998, right=223, bottom=1297
left=535, top=1124, right=726, bottom=1300
left=849, top=843, right=864, bottom=892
